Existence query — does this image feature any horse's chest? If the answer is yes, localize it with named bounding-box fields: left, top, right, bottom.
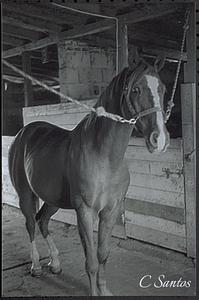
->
left=71, top=160, right=129, bottom=209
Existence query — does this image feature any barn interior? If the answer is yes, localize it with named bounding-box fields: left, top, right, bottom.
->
left=2, top=1, right=196, bottom=296
left=3, top=0, right=188, bottom=137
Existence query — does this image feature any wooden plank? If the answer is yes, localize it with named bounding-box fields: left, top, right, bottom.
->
left=76, top=34, right=186, bottom=63
left=2, top=136, right=14, bottom=155
left=3, top=10, right=62, bottom=33
left=3, top=35, right=26, bottom=47
left=126, top=223, right=186, bottom=253
left=3, top=24, right=41, bottom=41
left=52, top=209, right=77, bottom=226
left=3, top=3, right=82, bottom=25
left=22, top=100, right=97, bottom=117
left=125, top=211, right=186, bottom=237
left=128, top=172, right=183, bottom=193
left=131, top=30, right=180, bottom=49
left=3, top=19, right=115, bottom=58
left=141, top=46, right=187, bottom=62
left=23, top=112, right=88, bottom=126
left=128, top=137, right=182, bottom=150
left=181, top=86, right=196, bottom=258
left=3, top=74, right=24, bottom=84
left=125, top=146, right=182, bottom=163
left=3, top=7, right=177, bottom=58
left=181, top=4, right=196, bottom=258
left=125, top=198, right=185, bottom=224
left=118, top=21, right=128, bottom=73
left=22, top=52, right=33, bottom=107
left=2, top=192, right=19, bottom=208
left=3, top=65, right=59, bottom=84
left=127, top=160, right=183, bottom=177
left=126, top=186, right=184, bottom=208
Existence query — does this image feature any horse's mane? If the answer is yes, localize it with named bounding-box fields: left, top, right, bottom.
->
left=94, top=59, right=151, bottom=116
left=80, top=59, right=152, bottom=134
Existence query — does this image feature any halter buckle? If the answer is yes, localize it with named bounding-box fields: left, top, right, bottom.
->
left=129, top=118, right=137, bottom=125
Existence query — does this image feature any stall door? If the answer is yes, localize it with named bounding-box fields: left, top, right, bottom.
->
left=124, top=137, right=186, bottom=253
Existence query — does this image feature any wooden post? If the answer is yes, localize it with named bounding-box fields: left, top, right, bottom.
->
left=113, top=21, right=129, bottom=238
left=181, top=4, right=196, bottom=258
left=117, top=21, right=128, bottom=73
left=22, top=52, right=33, bottom=106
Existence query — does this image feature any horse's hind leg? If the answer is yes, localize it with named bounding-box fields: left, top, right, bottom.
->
left=35, top=203, right=61, bottom=274
left=19, top=191, right=42, bottom=276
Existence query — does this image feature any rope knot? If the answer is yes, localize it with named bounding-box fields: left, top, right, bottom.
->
left=95, top=106, right=107, bottom=117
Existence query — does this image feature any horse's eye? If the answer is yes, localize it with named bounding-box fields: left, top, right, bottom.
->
left=132, top=87, right=140, bottom=94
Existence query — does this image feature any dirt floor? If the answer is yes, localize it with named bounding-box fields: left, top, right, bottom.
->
left=2, top=204, right=196, bottom=297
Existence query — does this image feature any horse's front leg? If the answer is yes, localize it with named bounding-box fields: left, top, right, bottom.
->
left=97, top=202, right=121, bottom=296
left=76, top=203, right=98, bottom=296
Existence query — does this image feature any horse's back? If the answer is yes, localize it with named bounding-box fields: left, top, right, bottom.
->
left=9, top=121, right=73, bottom=208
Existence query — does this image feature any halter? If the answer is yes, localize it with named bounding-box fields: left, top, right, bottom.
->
left=120, top=64, right=165, bottom=125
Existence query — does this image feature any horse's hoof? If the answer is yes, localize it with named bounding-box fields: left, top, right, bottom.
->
left=30, top=266, right=42, bottom=277
left=48, top=262, right=62, bottom=274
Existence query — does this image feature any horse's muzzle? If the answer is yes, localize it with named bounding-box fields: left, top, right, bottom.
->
left=146, top=130, right=170, bottom=153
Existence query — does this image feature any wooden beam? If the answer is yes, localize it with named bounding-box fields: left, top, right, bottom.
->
left=3, top=66, right=59, bottom=84
left=118, top=21, right=128, bottom=73
left=3, top=19, right=114, bottom=58
left=141, top=45, right=187, bottom=62
left=3, top=35, right=26, bottom=47
left=22, top=52, right=33, bottom=106
left=4, top=62, right=58, bottom=81
left=80, top=35, right=187, bottom=63
left=130, top=30, right=180, bottom=49
left=51, top=1, right=102, bottom=15
left=3, top=10, right=62, bottom=33
left=3, top=24, right=41, bottom=41
left=3, top=3, right=80, bottom=25
left=181, top=5, right=196, bottom=258
left=3, top=74, right=24, bottom=84
left=3, top=74, right=58, bottom=88
left=3, top=6, right=177, bottom=59
left=118, top=5, right=177, bottom=25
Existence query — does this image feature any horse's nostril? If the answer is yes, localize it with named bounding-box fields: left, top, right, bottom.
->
left=150, top=131, right=159, bottom=147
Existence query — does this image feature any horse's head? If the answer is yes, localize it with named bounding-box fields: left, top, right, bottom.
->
left=120, top=56, right=170, bottom=153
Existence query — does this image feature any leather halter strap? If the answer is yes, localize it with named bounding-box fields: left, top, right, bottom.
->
left=120, top=65, right=165, bottom=124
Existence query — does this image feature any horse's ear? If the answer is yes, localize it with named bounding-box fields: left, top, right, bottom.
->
left=128, top=46, right=141, bottom=69
left=154, top=54, right=166, bottom=72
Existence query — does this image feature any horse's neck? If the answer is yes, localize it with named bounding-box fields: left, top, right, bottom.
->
left=104, top=121, right=132, bottom=165
left=85, top=74, right=132, bottom=165
left=84, top=116, right=133, bottom=167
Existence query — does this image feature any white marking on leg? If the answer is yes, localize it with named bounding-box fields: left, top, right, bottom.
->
left=46, top=235, right=60, bottom=272
left=145, top=75, right=166, bottom=151
left=30, top=240, right=41, bottom=273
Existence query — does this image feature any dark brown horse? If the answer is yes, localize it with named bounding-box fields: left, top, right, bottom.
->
left=8, top=57, right=170, bottom=296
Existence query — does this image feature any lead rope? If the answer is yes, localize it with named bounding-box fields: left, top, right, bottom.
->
left=165, top=9, right=190, bottom=122
left=3, top=59, right=138, bottom=125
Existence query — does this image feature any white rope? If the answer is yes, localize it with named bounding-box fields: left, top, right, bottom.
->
left=3, top=59, right=138, bottom=125
left=165, top=9, right=190, bottom=121
left=51, top=2, right=119, bottom=74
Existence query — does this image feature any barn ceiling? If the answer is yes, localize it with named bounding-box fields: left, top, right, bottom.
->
left=2, top=0, right=188, bottom=87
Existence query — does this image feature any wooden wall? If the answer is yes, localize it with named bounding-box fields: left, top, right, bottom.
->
left=125, top=138, right=185, bottom=253
left=2, top=100, right=186, bottom=253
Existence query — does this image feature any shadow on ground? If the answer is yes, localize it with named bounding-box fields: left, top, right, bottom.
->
left=2, top=204, right=196, bottom=296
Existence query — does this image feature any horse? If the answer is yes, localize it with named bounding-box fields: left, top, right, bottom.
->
left=8, top=57, right=170, bottom=296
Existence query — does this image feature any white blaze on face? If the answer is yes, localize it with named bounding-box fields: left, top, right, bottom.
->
left=145, top=75, right=166, bottom=151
